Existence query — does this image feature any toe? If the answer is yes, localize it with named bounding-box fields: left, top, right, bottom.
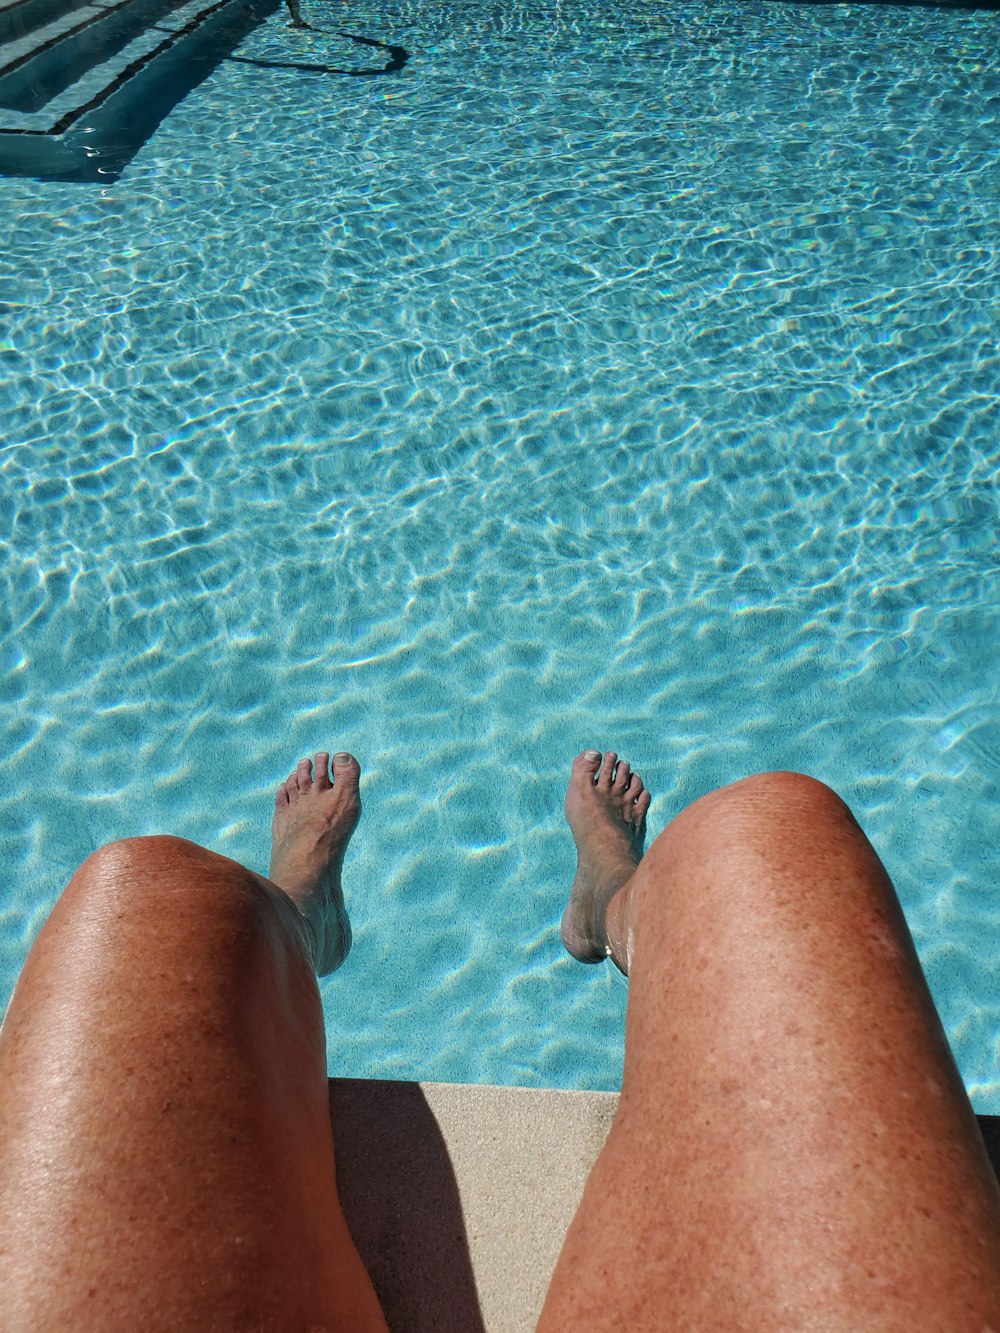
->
left=333, top=752, right=361, bottom=788
left=597, top=752, right=617, bottom=788
left=572, top=750, right=603, bottom=784
left=314, top=753, right=332, bottom=791
left=634, top=789, right=652, bottom=822
left=612, top=760, right=631, bottom=792
left=296, top=758, right=313, bottom=792
left=274, top=782, right=289, bottom=808
left=626, top=771, right=644, bottom=798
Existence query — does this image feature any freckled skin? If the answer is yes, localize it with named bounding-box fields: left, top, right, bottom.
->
left=541, top=767, right=1000, bottom=1332
left=0, top=752, right=387, bottom=1331
left=1, top=756, right=999, bottom=1330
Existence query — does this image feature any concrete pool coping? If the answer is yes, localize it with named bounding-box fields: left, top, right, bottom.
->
left=329, top=1078, right=1000, bottom=1333
left=329, top=1079, right=616, bottom=1333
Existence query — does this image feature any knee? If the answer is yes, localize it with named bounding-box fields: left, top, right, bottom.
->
left=68, top=836, right=259, bottom=915
left=674, top=770, right=857, bottom=841
left=80, top=834, right=219, bottom=881
left=724, top=770, right=850, bottom=817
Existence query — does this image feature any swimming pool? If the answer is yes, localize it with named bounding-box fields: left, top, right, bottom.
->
left=1, top=0, right=997, bottom=1103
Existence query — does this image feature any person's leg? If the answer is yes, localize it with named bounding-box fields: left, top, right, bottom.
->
left=540, top=752, right=1000, bottom=1332
left=0, top=751, right=386, bottom=1332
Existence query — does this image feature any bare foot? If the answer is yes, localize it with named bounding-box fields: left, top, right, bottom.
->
left=561, top=750, right=651, bottom=970
left=269, top=751, right=361, bottom=976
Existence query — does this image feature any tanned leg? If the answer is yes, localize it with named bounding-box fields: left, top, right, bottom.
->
left=0, top=751, right=386, bottom=1332
left=540, top=756, right=1000, bottom=1332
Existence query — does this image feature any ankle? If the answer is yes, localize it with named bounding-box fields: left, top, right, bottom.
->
left=605, top=882, right=634, bottom=975
left=295, top=909, right=320, bottom=970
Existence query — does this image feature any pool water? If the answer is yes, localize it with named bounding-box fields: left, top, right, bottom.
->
left=1, top=0, right=998, bottom=1102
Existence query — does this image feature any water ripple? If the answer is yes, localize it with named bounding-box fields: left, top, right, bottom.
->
left=1, top=0, right=998, bottom=1099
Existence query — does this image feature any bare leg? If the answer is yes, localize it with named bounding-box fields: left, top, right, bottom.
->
left=0, top=751, right=386, bottom=1332
left=540, top=754, right=1000, bottom=1331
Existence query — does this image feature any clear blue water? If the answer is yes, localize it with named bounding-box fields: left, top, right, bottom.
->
left=1, top=0, right=998, bottom=1102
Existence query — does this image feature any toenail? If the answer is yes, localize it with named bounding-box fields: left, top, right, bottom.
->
left=334, top=752, right=352, bottom=765
left=584, top=750, right=601, bottom=761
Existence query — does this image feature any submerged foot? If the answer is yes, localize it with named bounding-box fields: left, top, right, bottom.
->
left=562, top=750, right=651, bottom=969
left=269, top=751, right=361, bottom=976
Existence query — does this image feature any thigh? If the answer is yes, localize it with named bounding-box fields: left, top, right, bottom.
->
left=0, top=835, right=386, bottom=1332
left=539, top=773, right=1000, bottom=1332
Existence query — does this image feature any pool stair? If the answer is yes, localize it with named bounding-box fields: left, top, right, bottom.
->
left=0, top=0, right=277, bottom=180
left=330, top=1079, right=1000, bottom=1332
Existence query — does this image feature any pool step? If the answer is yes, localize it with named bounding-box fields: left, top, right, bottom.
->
left=0, top=0, right=95, bottom=47
left=0, top=0, right=190, bottom=114
left=0, top=0, right=277, bottom=180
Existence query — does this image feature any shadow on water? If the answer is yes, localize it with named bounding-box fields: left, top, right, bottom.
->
left=6, top=0, right=994, bottom=186
left=225, top=30, right=409, bottom=77
left=0, top=0, right=409, bottom=184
